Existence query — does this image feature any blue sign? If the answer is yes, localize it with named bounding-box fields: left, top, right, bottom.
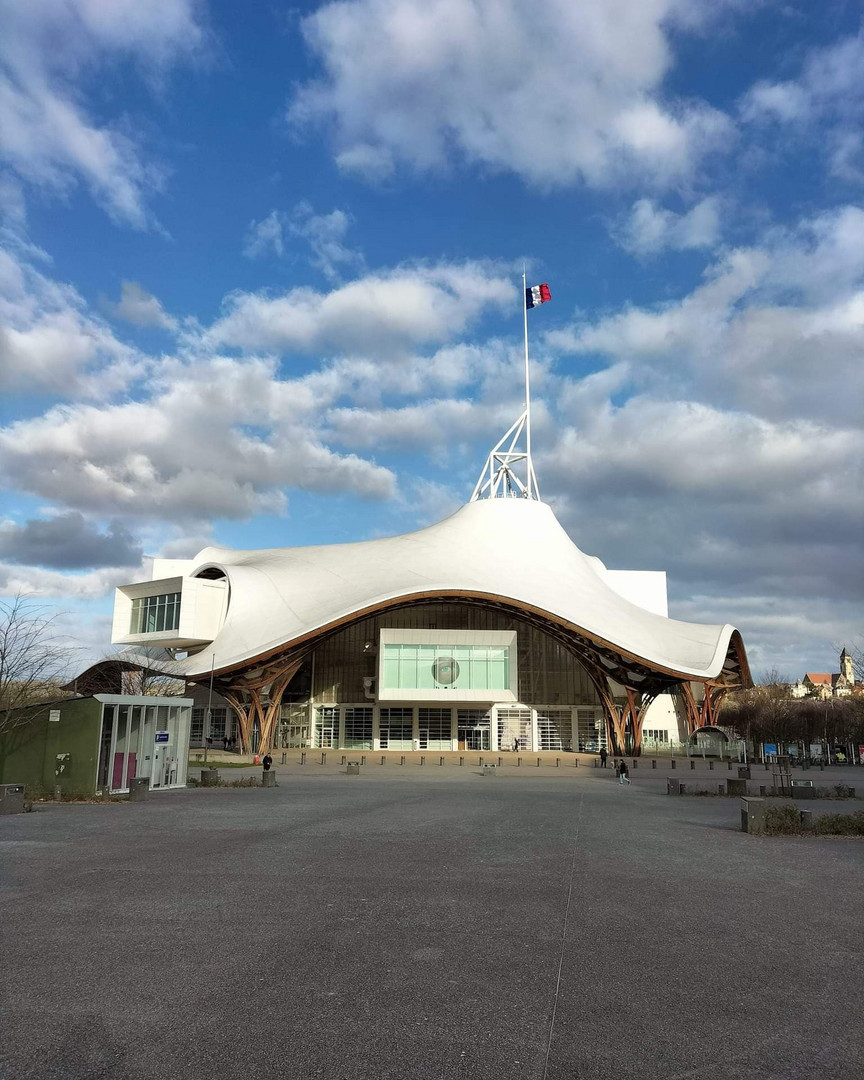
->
left=764, top=743, right=778, bottom=756
left=155, top=731, right=170, bottom=744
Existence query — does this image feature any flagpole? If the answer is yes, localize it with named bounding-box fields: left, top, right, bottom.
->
left=522, top=267, right=532, bottom=498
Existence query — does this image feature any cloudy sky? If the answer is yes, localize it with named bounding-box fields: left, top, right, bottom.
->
left=0, top=0, right=861, bottom=678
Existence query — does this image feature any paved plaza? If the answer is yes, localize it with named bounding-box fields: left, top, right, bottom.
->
left=2, top=764, right=863, bottom=1080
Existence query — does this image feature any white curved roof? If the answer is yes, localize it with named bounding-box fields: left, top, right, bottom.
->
left=175, top=498, right=740, bottom=682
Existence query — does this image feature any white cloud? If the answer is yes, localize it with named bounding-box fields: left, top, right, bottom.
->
left=243, top=210, right=286, bottom=260
left=290, top=0, right=734, bottom=189
left=0, top=356, right=397, bottom=521
left=289, top=203, right=364, bottom=282
left=741, top=31, right=864, bottom=126
left=551, top=206, right=864, bottom=427
left=200, top=261, right=515, bottom=356
left=615, top=196, right=722, bottom=255
left=103, top=280, right=177, bottom=330
left=243, top=202, right=364, bottom=281
left=0, top=248, right=147, bottom=396
left=0, top=0, right=205, bottom=227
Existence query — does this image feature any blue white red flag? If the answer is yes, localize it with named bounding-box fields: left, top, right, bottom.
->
left=526, top=283, right=551, bottom=308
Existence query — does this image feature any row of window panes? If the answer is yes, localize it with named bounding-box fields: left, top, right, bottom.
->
left=130, top=592, right=181, bottom=634
left=381, top=644, right=509, bottom=691
left=643, top=729, right=669, bottom=743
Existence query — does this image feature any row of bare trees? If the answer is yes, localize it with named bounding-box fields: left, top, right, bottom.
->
left=721, top=680, right=864, bottom=749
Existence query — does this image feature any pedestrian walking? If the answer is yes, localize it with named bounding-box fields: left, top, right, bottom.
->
left=262, top=753, right=273, bottom=772
left=599, top=747, right=608, bottom=768
left=618, top=760, right=630, bottom=785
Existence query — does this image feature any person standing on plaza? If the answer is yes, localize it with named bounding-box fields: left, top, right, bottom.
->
left=262, top=753, right=273, bottom=772
left=600, top=747, right=608, bottom=768
left=618, top=760, right=630, bottom=785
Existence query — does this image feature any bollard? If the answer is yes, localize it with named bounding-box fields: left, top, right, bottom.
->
left=479, top=757, right=484, bottom=767
left=459, top=756, right=464, bottom=766
left=690, top=760, right=695, bottom=770
left=381, top=755, right=386, bottom=765
left=361, top=755, right=366, bottom=765
left=400, top=755, right=406, bottom=766
left=709, top=761, right=714, bottom=771
left=301, top=751, right=306, bottom=765
left=281, top=752, right=287, bottom=765
left=498, top=757, right=503, bottom=767
left=574, top=758, right=577, bottom=767
left=517, top=757, right=522, bottom=767
left=420, top=755, right=425, bottom=766
left=341, top=755, right=346, bottom=765
left=321, top=752, right=327, bottom=765
left=652, top=760, right=657, bottom=769
left=537, top=757, right=541, bottom=767
left=556, top=758, right=560, bottom=768
left=439, top=756, right=444, bottom=766
left=671, top=759, right=676, bottom=769
left=727, top=761, right=732, bottom=770
left=593, top=758, right=598, bottom=768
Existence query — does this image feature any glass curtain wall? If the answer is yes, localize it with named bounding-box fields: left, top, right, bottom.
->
left=379, top=708, right=413, bottom=750
left=418, top=707, right=452, bottom=750
left=537, top=709, right=573, bottom=751
left=344, top=707, right=373, bottom=750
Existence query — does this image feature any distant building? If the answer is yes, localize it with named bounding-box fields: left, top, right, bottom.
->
left=790, top=648, right=857, bottom=699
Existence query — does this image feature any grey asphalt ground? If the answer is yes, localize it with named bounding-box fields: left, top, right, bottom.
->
left=2, top=766, right=863, bottom=1080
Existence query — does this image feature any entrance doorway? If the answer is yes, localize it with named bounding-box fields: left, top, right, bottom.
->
left=457, top=709, right=491, bottom=751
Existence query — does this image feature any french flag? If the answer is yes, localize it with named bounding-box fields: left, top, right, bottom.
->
left=526, top=282, right=551, bottom=308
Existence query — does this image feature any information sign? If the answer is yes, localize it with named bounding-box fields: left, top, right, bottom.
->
left=48, top=710, right=61, bottom=723
left=155, top=731, right=170, bottom=744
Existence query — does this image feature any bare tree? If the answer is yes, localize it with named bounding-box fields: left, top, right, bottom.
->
left=0, top=594, right=78, bottom=735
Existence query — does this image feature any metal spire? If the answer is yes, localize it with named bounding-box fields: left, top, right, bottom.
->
left=471, top=268, right=541, bottom=501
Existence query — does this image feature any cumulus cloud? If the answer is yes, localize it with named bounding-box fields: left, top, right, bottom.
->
left=740, top=31, right=864, bottom=188
left=551, top=206, right=864, bottom=427
left=289, top=0, right=734, bottom=189
left=200, top=261, right=515, bottom=356
left=102, top=281, right=177, bottom=330
left=0, top=512, right=143, bottom=570
left=0, top=356, right=397, bottom=520
left=615, top=197, right=722, bottom=255
left=0, top=0, right=205, bottom=227
left=741, top=31, right=864, bottom=126
left=243, top=202, right=365, bottom=281
left=0, top=248, right=146, bottom=396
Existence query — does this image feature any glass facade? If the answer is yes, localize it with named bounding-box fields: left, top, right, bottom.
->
left=382, top=644, right=509, bottom=692
left=130, top=592, right=181, bottom=634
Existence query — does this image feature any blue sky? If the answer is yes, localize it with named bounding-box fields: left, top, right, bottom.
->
left=0, top=0, right=862, bottom=679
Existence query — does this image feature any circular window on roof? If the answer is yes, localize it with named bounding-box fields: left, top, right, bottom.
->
left=432, top=656, right=460, bottom=685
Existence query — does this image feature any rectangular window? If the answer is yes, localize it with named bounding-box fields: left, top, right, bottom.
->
left=343, top=707, right=373, bottom=750
left=381, top=643, right=510, bottom=692
left=418, top=707, right=452, bottom=750
left=537, top=709, right=573, bottom=751
left=498, top=708, right=531, bottom=752
left=379, top=707, right=413, bottom=750
left=576, top=708, right=606, bottom=752
left=644, top=729, right=668, bottom=743
left=315, top=707, right=340, bottom=748
left=130, top=592, right=181, bottom=635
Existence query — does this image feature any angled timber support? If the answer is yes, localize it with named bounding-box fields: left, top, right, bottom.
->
left=222, top=656, right=306, bottom=755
